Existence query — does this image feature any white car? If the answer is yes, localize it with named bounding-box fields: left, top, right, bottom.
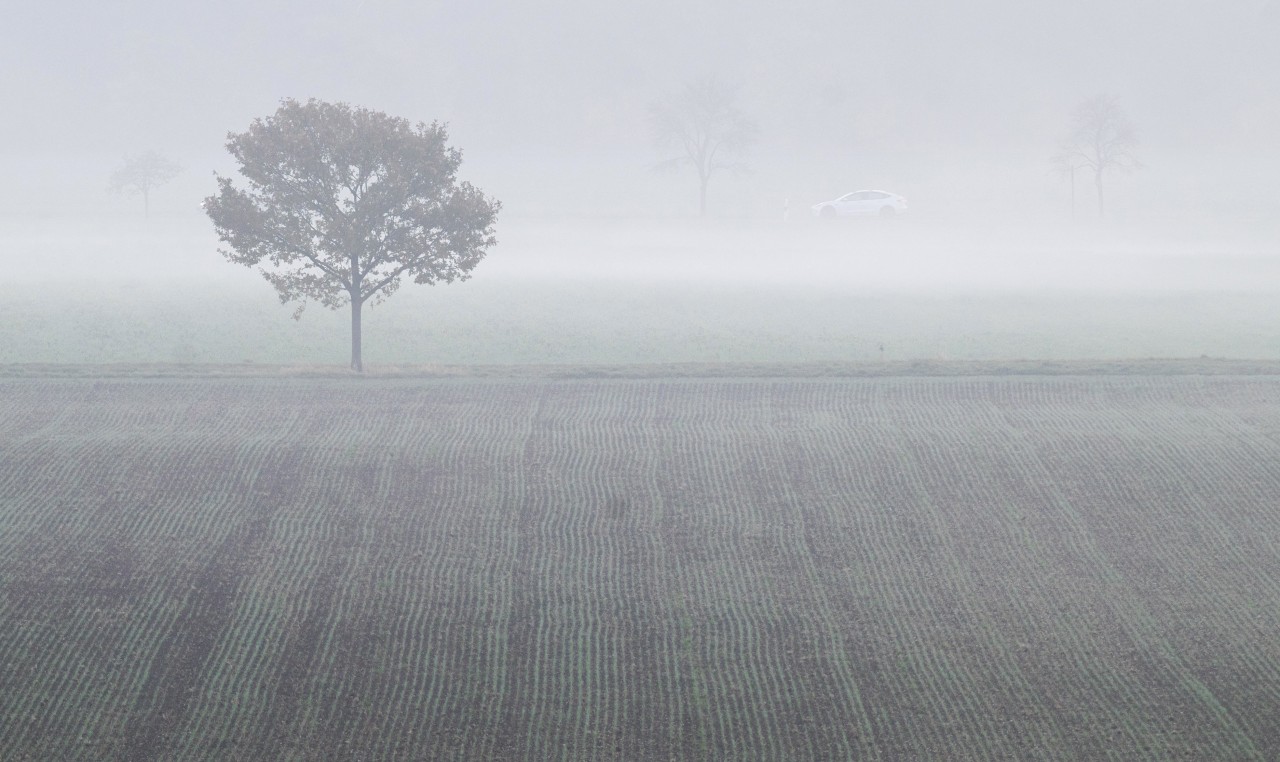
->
left=811, top=190, right=907, bottom=218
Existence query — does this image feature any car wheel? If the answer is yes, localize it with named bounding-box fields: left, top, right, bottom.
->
left=879, top=206, right=896, bottom=218
left=820, top=206, right=836, bottom=219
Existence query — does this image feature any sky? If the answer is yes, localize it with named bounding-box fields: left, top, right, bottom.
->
left=1, top=0, right=1277, bottom=218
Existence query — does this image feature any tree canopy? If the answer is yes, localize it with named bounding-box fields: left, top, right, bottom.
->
left=204, top=99, right=500, bottom=371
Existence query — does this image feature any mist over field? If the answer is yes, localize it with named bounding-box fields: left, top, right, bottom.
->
left=3, top=213, right=1279, bottom=365
left=2, top=1, right=1277, bottom=368
left=7, top=5, right=1280, bottom=759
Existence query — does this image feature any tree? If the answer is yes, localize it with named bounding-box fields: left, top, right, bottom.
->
left=649, top=79, right=758, bottom=217
left=1050, top=145, right=1083, bottom=224
left=108, top=150, right=181, bottom=218
left=1053, top=95, right=1141, bottom=219
left=204, top=99, right=500, bottom=372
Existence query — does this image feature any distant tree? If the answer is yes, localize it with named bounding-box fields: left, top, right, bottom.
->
left=1053, top=95, right=1141, bottom=219
left=108, top=150, right=181, bottom=218
left=649, top=79, right=758, bottom=217
left=1050, top=145, right=1084, bottom=224
left=204, top=99, right=500, bottom=372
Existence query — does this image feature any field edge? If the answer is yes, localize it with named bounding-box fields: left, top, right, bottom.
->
left=4, top=358, right=1280, bottom=379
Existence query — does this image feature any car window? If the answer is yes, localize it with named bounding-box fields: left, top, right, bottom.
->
left=869, top=192, right=889, bottom=199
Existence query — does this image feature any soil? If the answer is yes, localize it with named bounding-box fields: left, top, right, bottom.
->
left=1, top=373, right=1278, bottom=759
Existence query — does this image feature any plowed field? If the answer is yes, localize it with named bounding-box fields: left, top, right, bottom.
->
left=2, top=375, right=1279, bottom=760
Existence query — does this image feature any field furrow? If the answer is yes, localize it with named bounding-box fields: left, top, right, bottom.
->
left=2, top=376, right=1278, bottom=759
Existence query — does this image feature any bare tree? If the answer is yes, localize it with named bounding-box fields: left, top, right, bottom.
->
left=108, top=151, right=181, bottom=218
left=1053, top=95, right=1141, bottom=219
left=649, top=80, right=758, bottom=217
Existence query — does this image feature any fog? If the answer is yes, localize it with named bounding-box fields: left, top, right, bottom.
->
left=2, top=1, right=1278, bottom=362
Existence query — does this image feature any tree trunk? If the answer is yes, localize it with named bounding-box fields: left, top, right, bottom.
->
left=350, top=297, right=363, bottom=372
left=1069, top=166, right=1076, bottom=224
left=143, top=188, right=150, bottom=220
left=1095, top=170, right=1105, bottom=219
left=698, top=173, right=708, bottom=217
